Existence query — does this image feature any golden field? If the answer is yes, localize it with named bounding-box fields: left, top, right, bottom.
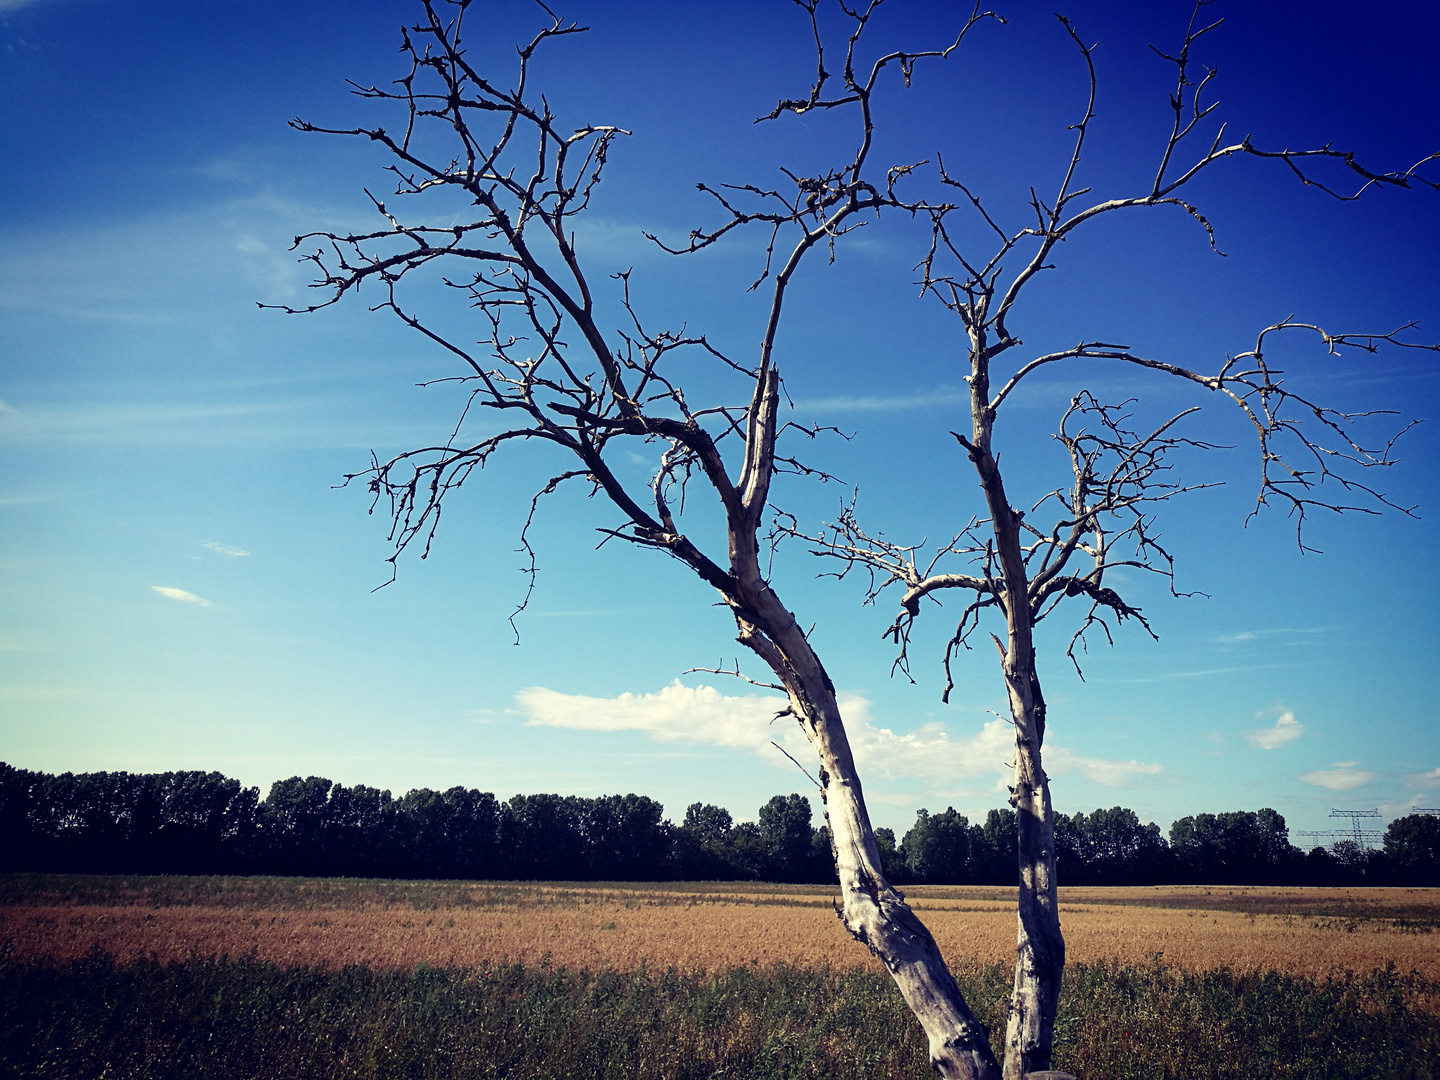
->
left=4, top=878, right=1439, bottom=979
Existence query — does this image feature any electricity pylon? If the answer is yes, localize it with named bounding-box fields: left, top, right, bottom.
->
left=1329, top=808, right=1382, bottom=849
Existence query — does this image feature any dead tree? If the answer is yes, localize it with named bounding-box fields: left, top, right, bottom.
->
left=789, top=5, right=1437, bottom=1077
left=277, top=2, right=1008, bottom=1076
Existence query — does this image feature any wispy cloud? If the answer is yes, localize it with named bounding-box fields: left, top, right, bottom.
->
left=0, top=399, right=301, bottom=442
left=516, top=681, right=1163, bottom=790
left=1244, top=710, right=1304, bottom=750
left=1298, top=764, right=1377, bottom=791
left=523, top=609, right=640, bottom=619
left=0, top=194, right=318, bottom=322
left=1098, top=663, right=1306, bottom=684
left=1209, top=627, right=1329, bottom=645
left=0, top=394, right=442, bottom=452
left=792, top=388, right=968, bottom=414
left=203, top=542, right=250, bottom=558
left=151, top=586, right=211, bottom=607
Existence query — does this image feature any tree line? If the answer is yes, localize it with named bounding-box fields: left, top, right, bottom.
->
left=2, top=763, right=1435, bottom=885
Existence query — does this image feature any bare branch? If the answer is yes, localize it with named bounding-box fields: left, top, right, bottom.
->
left=683, top=659, right=786, bottom=693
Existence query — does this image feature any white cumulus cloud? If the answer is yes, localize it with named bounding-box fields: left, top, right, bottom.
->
left=517, top=681, right=790, bottom=750
left=1244, top=710, right=1304, bottom=750
left=151, top=585, right=210, bottom=607
left=1044, top=746, right=1166, bottom=786
left=516, top=681, right=1162, bottom=790
left=1298, top=765, right=1377, bottom=791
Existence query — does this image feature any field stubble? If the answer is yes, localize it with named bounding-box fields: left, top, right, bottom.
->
left=3, top=877, right=1438, bottom=981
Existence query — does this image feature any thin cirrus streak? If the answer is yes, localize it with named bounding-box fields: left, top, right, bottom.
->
left=151, top=586, right=210, bottom=607
left=790, top=388, right=968, bottom=413
left=204, top=542, right=250, bottom=558
left=1095, top=662, right=1312, bottom=684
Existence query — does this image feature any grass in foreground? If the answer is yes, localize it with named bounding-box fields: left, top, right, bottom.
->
left=1, top=951, right=1437, bottom=1080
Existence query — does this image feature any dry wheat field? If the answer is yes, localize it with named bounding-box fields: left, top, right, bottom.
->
left=4, top=876, right=1438, bottom=980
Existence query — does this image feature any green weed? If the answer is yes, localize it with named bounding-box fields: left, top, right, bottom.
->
left=1, top=951, right=1436, bottom=1079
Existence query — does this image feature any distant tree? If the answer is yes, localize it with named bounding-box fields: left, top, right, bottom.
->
left=873, top=827, right=900, bottom=878
left=758, top=794, right=820, bottom=883
left=263, top=776, right=338, bottom=873
left=724, top=821, right=771, bottom=882
left=902, top=808, right=973, bottom=884
left=500, top=794, right=588, bottom=881
left=0, top=764, right=36, bottom=870
left=683, top=802, right=734, bottom=845
left=583, top=793, right=671, bottom=881
left=1382, top=814, right=1440, bottom=885
left=1169, top=809, right=1301, bottom=884
left=972, top=809, right=1019, bottom=886
left=1328, top=839, right=1392, bottom=883
left=1056, top=807, right=1168, bottom=885
left=142, top=771, right=261, bottom=873
left=810, top=824, right=835, bottom=882
left=397, top=786, right=502, bottom=878
left=0, top=765, right=260, bottom=874
left=17, top=758, right=1432, bottom=891
left=676, top=802, right=739, bottom=880
left=1299, top=844, right=1340, bottom=886
left=325, top=783, right=400, bottom=876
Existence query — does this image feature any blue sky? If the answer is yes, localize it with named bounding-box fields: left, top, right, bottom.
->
left=2, top=0, right=1437, bottom=842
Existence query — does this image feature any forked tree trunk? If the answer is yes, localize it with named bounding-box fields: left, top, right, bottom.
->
left=724, top=372, right=1002, bottom=1080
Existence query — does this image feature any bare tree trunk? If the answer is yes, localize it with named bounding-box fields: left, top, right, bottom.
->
left=1002, top=662, right=1064, bottom=1079
left=962, top=322, right=1065, bottom=1079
